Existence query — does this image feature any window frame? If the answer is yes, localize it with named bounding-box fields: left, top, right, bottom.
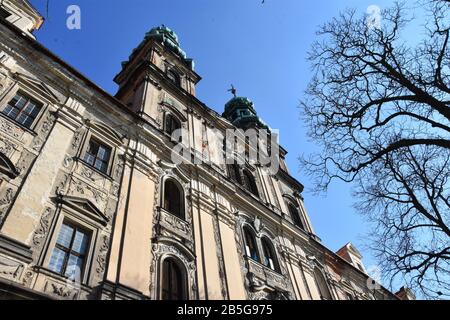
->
left=314, top=267, right=333, bottom=300
left=0, top=87, right=47, bottom=132
left=287, top=202, right=305, bottom=230
left=48, top=221, right=91, bottom=281
left=261, top=237, right=281, bottom=273
left=82, top=137, right=113, bottom=175
left=243, top=226, right=261, bottom=263
left=162, top=177, right=185, bottom=220
left=78, top=131, right=116, bottom=178
left=160, top=257, right=188, bottom=301
left=166, top=70, right=181, bottom=87
left=41, top=209, right=99, bottom=285
left=164, top=113, right=182, bottom=141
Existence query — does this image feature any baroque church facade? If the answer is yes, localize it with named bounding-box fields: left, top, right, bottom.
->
left=0, top=0, right=411, bottom=300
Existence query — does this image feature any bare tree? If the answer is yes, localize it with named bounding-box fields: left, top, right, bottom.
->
left=301, top=0, right=449, bottom=298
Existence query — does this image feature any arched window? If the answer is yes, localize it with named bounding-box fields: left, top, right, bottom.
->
left=287, top=202, right=304, bottom=230
left=243, top=170, right=259, bottom=197
left=314, top=267, right=332, bottom=300
left=261, top=237, right=280, bottom=272
left=163, top=179, right=184, bottom=219
left=161, top=258, right=187, bottom=300
left=243, top=227, right=260, bottom=262
left=167, top=70, right=181, bottom=87
left=165, top=114, right=182, bottom=137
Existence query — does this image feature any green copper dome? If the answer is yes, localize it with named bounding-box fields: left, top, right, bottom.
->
left=223, top=96, right=268, bottom=130
left=145, top=25, right=187, bottom=59
left=120, top=25, right=194, bottom=71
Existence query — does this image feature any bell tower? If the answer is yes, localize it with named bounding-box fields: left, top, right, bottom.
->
left=114, top=25, right=201, bottom=122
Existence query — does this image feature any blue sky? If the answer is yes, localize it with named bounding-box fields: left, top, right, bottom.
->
left=29, top=0, right=413, bottom=281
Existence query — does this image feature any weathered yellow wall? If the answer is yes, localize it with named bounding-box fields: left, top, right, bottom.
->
left=200, top=210, right=223, bottom=300
left=118, top=167, right=155, bottom=295
left=219, top=220, right=246, bottom=300
left=1, top=121, right=73, bottom=244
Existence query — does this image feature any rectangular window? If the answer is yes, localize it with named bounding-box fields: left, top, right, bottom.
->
left=2, top=93, right=42, bottom=129
left=83, top=138, right=111, bottom=174
left=48, top=222, right=91, bottom=281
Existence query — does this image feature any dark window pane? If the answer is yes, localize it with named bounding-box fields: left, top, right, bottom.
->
left=3, top=105, right=18, bottom=118
left=165, top=114, right=181, bottom=136
left=288, top=204, right=304, bottom=229
left=244, top=228, right=260, bottom=262
left=167, top=71, right=180, bottom=86
left=0, top=7, right=11, bottom=19
left=161, top=259, right=186, bottom=300
left=1, top=93, right=42, bottom=129
left=262, top=238, right=279, bottom=272
left=243, top=170, right=259, bottom=196
left=164, top=180, right=183, bottom=218
left=83, top=139, right=111, bottom=174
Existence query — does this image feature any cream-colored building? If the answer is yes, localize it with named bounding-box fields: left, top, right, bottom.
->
left=0, top=0, right=407, bottom=300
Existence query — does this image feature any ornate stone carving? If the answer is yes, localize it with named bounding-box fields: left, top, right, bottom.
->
left=212, top=213, right=229, bottom=300
left=150, top=243, right=197, bottom=300
left=111, top=183, right=120, bottom=198
left=15, top=149, right=35, bottom=177
left=247, top=259, right=291, bottom=297
left=0, top=117, right=24, bottom=140
left=234, top=214, right=249, bottom=298
left=80, top=166, right=95, bottom=180
left=32, top=137, right=44, bottom=151
left=158, top=208, right=192, bottom=241
left=22, top=270, right=34, bottom=287
left=0, top=256, right=24, bottom=280
left=105, top=198, right=118, bottom=221
left=71, top=130, right=83, bottom=151
left=95, top=234, right=109, bottom=277
left=32, top=207, right=54, bottom=248
left=0, top=187, right=15, bottom=224
left=63, top=155, right=74, bottom=169
left=253, top=216, right=264, bottom=234
left=0, top=136, right=17, bottom=156
left=54, top=172, right=70, bottom=195
left=47, top=281, right=78, bottom=300
left=114, top=157, right=124, bottom=181
left=38, top=112, right=56, bottom=136
left=67, top=177, right=107, bottom=211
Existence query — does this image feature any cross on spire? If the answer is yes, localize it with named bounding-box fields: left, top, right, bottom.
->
left=228, top=84, right=237, bottom=98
